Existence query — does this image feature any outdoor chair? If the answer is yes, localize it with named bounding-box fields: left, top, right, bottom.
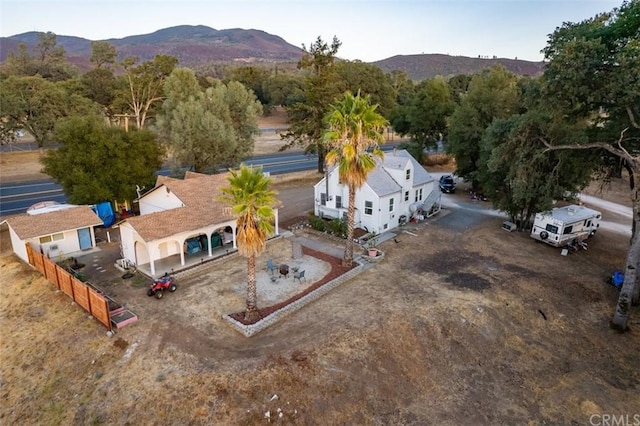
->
left=293, top=269, right=306, bottom=283
left=266, top=259, right=277, bottom=275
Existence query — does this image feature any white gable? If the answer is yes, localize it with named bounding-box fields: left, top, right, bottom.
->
left=139, top=185, right=184, bottom=215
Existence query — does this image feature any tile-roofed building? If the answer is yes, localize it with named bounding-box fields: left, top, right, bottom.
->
left=2, top=205, right=103, bottom=264
left=118, top=172, right=280, bottom=277
left=125, top=173, right=233, bottom=241
left=313, top=149, right=439, bottom=234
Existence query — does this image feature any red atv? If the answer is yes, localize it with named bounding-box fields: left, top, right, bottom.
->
left=147, top=273, right=177, bottom=299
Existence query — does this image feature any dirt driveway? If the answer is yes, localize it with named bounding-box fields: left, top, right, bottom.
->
left=3, top=183, right=640, bottom=424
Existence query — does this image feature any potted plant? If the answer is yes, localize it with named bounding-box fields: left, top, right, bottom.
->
left=365, top=233, right=379, bottom=257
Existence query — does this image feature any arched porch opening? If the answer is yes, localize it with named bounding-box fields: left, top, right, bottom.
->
left=134, top=240, right=150, bottom=266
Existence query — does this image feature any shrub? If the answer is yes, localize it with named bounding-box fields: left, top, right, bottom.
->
left=328, top=218, right=347, bottom=238
left=423, top=153, right=454, bottom=167
left=308, top=216, right=326, bottom=232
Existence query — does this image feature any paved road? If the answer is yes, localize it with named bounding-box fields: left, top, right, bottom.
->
left=0, top=180, right=66, bottom=216
left=577, top=193, right=631, bottom=235
left=0, top=143, right=403, bottom=217
left=2, top=156, right=631, bottom=238
left=430, top=173, right=632, bottom=236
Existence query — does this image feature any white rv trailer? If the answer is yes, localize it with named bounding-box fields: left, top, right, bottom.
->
left=530, top=204, right=601, bottom=247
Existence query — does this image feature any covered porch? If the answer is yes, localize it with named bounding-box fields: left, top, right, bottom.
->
left=135, top=241, right=238, bottom=278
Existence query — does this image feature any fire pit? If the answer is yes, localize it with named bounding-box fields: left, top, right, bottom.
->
left=279, top=264, right=289, bottom=278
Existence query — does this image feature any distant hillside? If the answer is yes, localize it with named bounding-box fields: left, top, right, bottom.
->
left=372, top=54, right=545, bottom=80
left=1, top=26, right=544, bottom=79
left=0, top=25, right=305, bottom=71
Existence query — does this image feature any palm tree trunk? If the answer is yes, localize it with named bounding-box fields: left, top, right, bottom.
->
left=343, top=185, right=356, bottom=267
left=244, top=254, right=260, bottom=321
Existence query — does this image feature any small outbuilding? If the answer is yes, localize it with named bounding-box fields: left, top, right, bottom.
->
left=2, top=204, right=103, bottom=264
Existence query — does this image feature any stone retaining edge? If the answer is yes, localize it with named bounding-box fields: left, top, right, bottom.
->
left=223, top=257, right=366, bottom=337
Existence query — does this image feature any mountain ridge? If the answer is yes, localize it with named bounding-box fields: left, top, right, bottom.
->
left=0, top=25, right=305, bottom=68
left=0, top=25, right=545, bottom=79
left=372, top=53, right=544, bottom=80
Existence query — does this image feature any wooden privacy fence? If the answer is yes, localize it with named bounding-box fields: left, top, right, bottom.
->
left=26, top=243, right=118, bottom=331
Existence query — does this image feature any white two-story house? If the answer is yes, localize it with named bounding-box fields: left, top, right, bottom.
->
left=313, top=149, right=440, bottom=234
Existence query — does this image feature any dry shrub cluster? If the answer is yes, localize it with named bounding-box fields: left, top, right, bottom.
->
left=423, top=153, right=455, bottom=168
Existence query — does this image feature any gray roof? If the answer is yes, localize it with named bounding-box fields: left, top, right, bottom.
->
left=365, top=149, right=434, bottom=197
left=324, top=149, right=434, bottom=198
left=382, top=149, right=434, bottom=186
left=366, top=166, right=402, bottom=197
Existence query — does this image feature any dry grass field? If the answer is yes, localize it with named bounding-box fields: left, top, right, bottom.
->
left=1, top=110, right=640, bottom=424
left=2, top=201, right=640, bottom=424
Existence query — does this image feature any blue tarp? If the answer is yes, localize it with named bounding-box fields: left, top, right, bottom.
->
left=92, top=201, right=115, bottom=227
left=612, top=270, right=624, bottom=288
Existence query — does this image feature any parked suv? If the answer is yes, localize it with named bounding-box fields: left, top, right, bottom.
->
left=439, top=175, right=456, bottom=193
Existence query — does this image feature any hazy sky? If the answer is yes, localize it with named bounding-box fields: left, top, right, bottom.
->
left=0, top=0, right=621, bottom=62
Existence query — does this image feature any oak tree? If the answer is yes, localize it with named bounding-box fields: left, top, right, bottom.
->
left=446, top=65, right=519, bottom=189
left=41, top=115, right=164, bottom=204
left=390, top=77, right=454, bottom=162
left=539, top=0, right=640, bottom=331
left=121, top=54, right=178, bottom=128
left=281, top=36, right=343, bottom=173
left=0, top=75, right=97, bottom=147
left=158, top=68, right=262, bottom=173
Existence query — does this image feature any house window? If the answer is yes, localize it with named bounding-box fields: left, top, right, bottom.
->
left=364, top=201, right=373, bottom=215
left=39, top=233, right=64, bottom=244
left=320, top=193, right=327, bottom=206
left=336, top=196, right=343, bottom=209
left=389, top=198, right=394, bottom=212
left=414, top=188, right=423, bottom=202
left=406, top=169, right=411, bottom=180
left=404, top=191, right=409, bottom=202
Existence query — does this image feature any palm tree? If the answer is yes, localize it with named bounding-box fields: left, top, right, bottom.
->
left=323, top=91, right=389, bottom=267
left=219, top=165, right=277, bottom=321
